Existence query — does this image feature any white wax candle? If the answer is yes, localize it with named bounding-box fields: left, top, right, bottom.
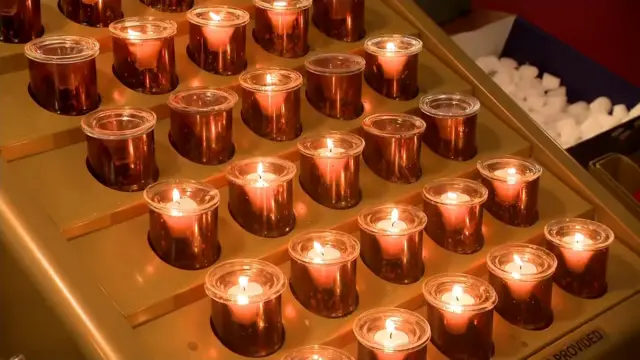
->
left=491, top=167, right=523, bottom=204
left=373, top=318, right=410, bottom=348
left=267, top=1, right=298, bottom=32
left=168, top=188, right=198, bottom=215
left=202, top=11, right=235, bottom=48
left=306, top=242, right=342, bottom=288
left=377, top=42, right=409, bottom=79
left=255, top=74, right=288, bottom=114
left=246, top=163, right=277, bottom=186
left=162, top=189, right=198, bottom=236
left=374, top=209, right=409, bottom=258
left=504, top=254, right=538, bottom=300
left=227, top=276, right=264, bottom=324
left=126, top=29, right=163, bottom=69
left=318, top=138, right=345, bottom=156
left=439, top=191, right=471, bottom=204
left=244, top=162, right=278, bottom=211
left=441, top=285, right=475, bottom=308
left=559, top=233, right=596, bottom=273
left=314, top=138, right=348, bottom=180
left=376, top=209, right=408, bottom=232
left=440, top=285, right=475, bottom=335
left=438, top=192, right=472, bottom=230
left=307, top=242, right=341, bottom=262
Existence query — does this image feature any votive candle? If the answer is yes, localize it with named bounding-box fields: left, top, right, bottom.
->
left=312, top=0, right=365, bottom=42
left=253, top=0, right=311, bottom=58
left=282, top=345, right=354, bottom=360
left=58, top=0, right=123, bottom=27
left=364, top=35, right=422, bottom=100
left=140, top=0, right=193, bottom=13
left=0, top=0, right=43, bottom=43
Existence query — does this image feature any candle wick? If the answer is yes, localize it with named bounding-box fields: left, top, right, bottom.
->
left=455, top=295, right=459, bottom=302
left=242, top=285, right=246, bottom=292
left=320, top=248, right=325, bottom=257
left=258, top=173, right=262, bottom=181
left=389, top=331, right=393, bottom=340
left=391, top=220, right=396, bottom=228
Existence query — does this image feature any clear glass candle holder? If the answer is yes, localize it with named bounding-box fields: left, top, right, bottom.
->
left=358, top=204, right=427, bottom=284
left=226, top=157, right=296, bottom=238
left=239, top=67, right=303, bottom=141
left=187, top=6, right=250, bottom=75
left=362, top=113, right=426, bottom=184
left=253, top=0, right=311, bottom=58
left=81, top=107, right=159, bottom=192
left=168, top=87, right=238, bottom=165
left=58, top=0, right=123, bottom=27
left=140, top=0, right=192, bottom=13
left=545, top=218, right=614, bottom=299
left=288, top=230, right=359, bottom=318
left=423, top=273, right=497, bottom=360
left=486, top=243, right=557, bottom=330
left=477, top=157, right=543, bottom=227
left=353, top=307, right=431, bottom=360
left=282, top=345, right=354, bottom=360
left=205, top=259, right=286, bottom=357
left=24, top=36, right=100, bottom=116
left=0, top=0, right=43, bottom=43
left=144, top=179, right=220, bottom=270
left=419, top=93, right=481, bottom=161
left=109, top=17, right=178, bottom=94
left=364, top=35, right=422, bottom=100
left=305, top=53, right=365, bottom=120
left=298, top=131, right=365, bottom=209
left=312, top=0, right=365, bottom=42
left=422, top=178, right=488, bottom=254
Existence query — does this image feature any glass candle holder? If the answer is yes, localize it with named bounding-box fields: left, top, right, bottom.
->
left=58, top=0, right=123, bottom=27
left=205, top=259, right=286, bottom=357
left=362, top=113, right=426, bottom=184
left=288, top=230, right=359, bottom=318
left=0, top=0, right=43, bottom=44
left=353, top=307, right=431, bottom=360
left=545, top=218, right=614, bottom=299
left=109, top=17, right=178, bottom=95
left=423, top=273, right=497, bottom=360
left=168, top=87, right=237, bottom=165
left=239, top=67, right=303, bottom=141
left=144, top=179, right=220, bottom=270
left=282, top=345, right=355, bottom=360
left=253, top=0, right=311, bottom=58
left=419, top=93, right=481, bottom=161
left=422, top=178, right=488, bottom=254
left=486, top=243, right=557, bottom=330
left=364, top=35, right=422, bottom=101
left=358, top=205, right=427, bottom=284
left=187, top=6, right=249, bottom=76
left=477, top=157, right=543, bottom=227
left=305, top=53, right=365, bottom=120
left=298, top=131, right=365, bottom=209
left=312, top=0, right=365, bottom=42
left=140, top=0, right=192, bottom=13
left=24, top=36, right=100, bottom=116
left=226, top=157, right=296, bottom=238
left=81, top=107, right=159, bottom=192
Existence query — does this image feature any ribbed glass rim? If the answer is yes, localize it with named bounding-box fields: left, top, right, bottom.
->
left=24, top=36, right=100, bottom=64
left=357, top=204, right=427, bottom=236
left=254, top=0, right=312, bottom=11
left=486, top=243, right=557, bottom=281
left=109, top=17, right=177, bottom=39
left=281, top=345, right=354, bottom=360
left=364, top=34, right=423, bottom=57
left=168, top=87, right=238, bottom=113
left=143, top=179, right=220, bottom=215
left=205, top=259, right=286, bottom=304
left=239, top=67, right=303, bottom=93
left=422, top=178, right=488, bottom=206
left=422, top=273, right=498, bottom=313
left=353, top=307, right=431, bottom=352
left=545, top=218, right=614, bottom=251
left=361, top=113, right=426, bottom=137
left=477, top=156, right=543, bottom=183
left=187, top=6, right=251, bottom=27
left=81, top=107, right=157, bottom=140
left=305, top=53, right=366, bottom=76
left=225, top=157, right=297, bottom=185
left=419, top=93, right=481, bottom=118
left=288, top=230, right=360, bottom=265
left=297, top=131, right=365, bottom=158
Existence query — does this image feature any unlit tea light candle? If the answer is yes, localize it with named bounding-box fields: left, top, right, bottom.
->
left=312, top=0, right=365, bottom=42
left=545, top=218, right=614, bottom=299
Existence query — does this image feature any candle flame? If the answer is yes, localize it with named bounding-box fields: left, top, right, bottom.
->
left=446, top=192, right=458, bottom=202
left=265, top=73, right=273, bottom=85
left=385, top=318, right=397, bottom=334
left=326, top=138, right=334, bottom=153
left=385, top=42, right=397, bottom=51
left=506, top=167, right=518, bottom=185
left=575, top=233, right=584, bottom=243
left=257, top=162, right=264, bottom=180
left=511, top=254, right=523, bottom=279
left=452, top=285, right=464, bottom=302
left=209, top=12, right=222, bottom=21
left=172, top=188, right=181, bottom=202
left=238, top=276, right=249, bottom=290
left=391, top=208, right=399, bottom=227
left=127, top=29, right=142, bottom=37
left=313, top=241, right=325, bottom=257
left=273, top=0, right=287, bottom=7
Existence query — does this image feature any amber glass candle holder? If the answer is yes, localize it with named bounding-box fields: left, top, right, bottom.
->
left=298, top=131, right=365, bottom=209
left=289, top=230, right=359, bottom=318
left=423, top=273, right=497, bottom=360
left=144, top=179, right=220, bottom=270
left=545, top=218, right=614, bottom=299
left=354, top=308, right=431, bottom=360
left=239, top=67, right=303, bottom=141
left=187, top=6, right=249, bottom=76
left=58, top=0, right=122, bottom=27
left=477, top=157, right=543, bottom=227
left=419, top=93, right=481, bottom=161
left=282, top=345, right=354, bottom=360
left=81, top=107, right=159, bottom=192
left=227, top=157, right=296, bottom=238
left=253, top=0, right=311, bottom=58
left=487, top=243, right=557, bottom=330
left=140, top=0, right=192, bottom=13
left=24, top=36, right=100, bottom=116
left=422, top=178, right=488, bottom=254
left=305, top=53, right=365, bottom=120
left=168, top=87, right=237, bottom=165
left=0, top=0, right=43, bottom=43
left=205, top=259, right=286, bottom=357
left=358, top=205, right=427, bottom=284
left=109, top=17, right=178, bottom=94
left=364, top=35, right=422, bottom=100
left=312, top=0, right=364, bottom=42
left=362, top=113, right=426, bottom=184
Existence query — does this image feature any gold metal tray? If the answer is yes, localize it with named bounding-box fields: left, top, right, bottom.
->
left=2, top=0, right=640, bottom=359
